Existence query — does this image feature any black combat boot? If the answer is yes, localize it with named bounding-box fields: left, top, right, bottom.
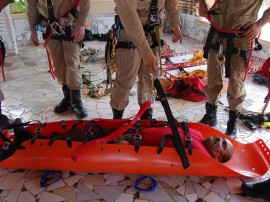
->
left=225, top=110, right=238, bottom=139
left=70, top=90, right=88, bottom=119
left=54, top=85, right=71, bottom=114
left=199, top=102, right=217, bottom=127
left=241, top=178, right=270, bottom=201
left=140, top=108, right=153, bottom=120
left=112, top=109, right=124, bottom=119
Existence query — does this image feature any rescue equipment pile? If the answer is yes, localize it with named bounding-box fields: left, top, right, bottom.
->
left=161, top=48, right=208, bottom=102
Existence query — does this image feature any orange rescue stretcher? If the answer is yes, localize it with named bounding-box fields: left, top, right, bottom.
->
left=0, top=117, right=269, bottom=178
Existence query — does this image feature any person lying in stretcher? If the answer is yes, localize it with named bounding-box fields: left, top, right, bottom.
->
left=101, top=126, right=234, bottom=163
left=138, top=127, right=234, bottom=163
left=0, top=120, right=234, bottom=163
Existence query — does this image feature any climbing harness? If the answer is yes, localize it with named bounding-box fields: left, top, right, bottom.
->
left=203, top=0, right=258, bottom=81
left=34, top=0, right=80, bottom=79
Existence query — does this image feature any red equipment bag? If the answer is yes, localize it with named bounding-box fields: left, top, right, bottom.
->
left=166, top=76, right=206, bottom=102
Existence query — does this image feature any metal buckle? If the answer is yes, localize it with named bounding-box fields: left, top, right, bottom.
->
left=3, top=141, right=11, bottom=150
left=50, top=22, right=65, bottom=36
left=236, top=48, right=241, bottom=56
left=134, top=134, right=142, bottom=141
left=129, top=42, right=136, bottom=49
left=185, top=136, right=193, bottom=143
left=149, top=14, right=157, bottom=23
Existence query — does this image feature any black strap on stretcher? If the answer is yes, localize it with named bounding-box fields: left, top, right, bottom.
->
left=48, top=120, right=83, bottom=148
left=134, top=120, right=142, bottom=153
left=157, top=122, right=193, bottom=156
left=181, top=122, right=192, bottom=155
left=154, top=78, right=190, bottom=169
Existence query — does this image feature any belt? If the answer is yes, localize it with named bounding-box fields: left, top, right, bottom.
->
left=116, top=41, right=136, bottom=49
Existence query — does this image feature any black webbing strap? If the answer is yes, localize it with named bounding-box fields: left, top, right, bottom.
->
left=48, top=120, right=83, bottom=147
left=154, top=79, right=190, bottom=169
left=60, top=120, right=83, bottom=148
left=46, top=0, right=55, bottom=24
left=116, top=41, right=136, bottom=49
left=143, top=0, right=159, bottom=49
left=134, top=120, right=141, bottom=153
left=157, top=134, right=172, bottom=154
left=149, top=0, right=159, bottom=23
left=84, top=120, right=96, bottom=143
left=31, top=122, right=47, bottom=145
left=225, top=36, right=232, bottom=78
left=181, top=122, right=192, bottom=155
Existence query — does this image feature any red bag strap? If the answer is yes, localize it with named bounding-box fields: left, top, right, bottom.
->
left=71, top=101, right=151, bottom=161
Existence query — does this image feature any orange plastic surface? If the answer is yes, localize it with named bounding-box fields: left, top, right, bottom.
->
left=0, top=121, right=269, bottom=178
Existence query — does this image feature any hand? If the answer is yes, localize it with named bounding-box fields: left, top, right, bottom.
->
left=242, top=21, right=261, bottom=40
left=72, top=24, right=85, bottom=42
left=30, top=30, right=39, bottom=46
left=172, top=25, right=182, bottom=43
left=143, top=51, right=158, bottom=73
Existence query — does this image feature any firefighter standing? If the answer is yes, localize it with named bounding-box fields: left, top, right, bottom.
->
left=198, top=0, right=270, bottom=138
left=26, top=0, right=90, bottom=118
left=111, top=0, right=182, bottom=119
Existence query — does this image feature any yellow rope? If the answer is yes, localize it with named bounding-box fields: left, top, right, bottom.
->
left=172, top=69, right=207, bottom=81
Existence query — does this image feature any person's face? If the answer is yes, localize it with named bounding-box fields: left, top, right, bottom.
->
left=203, top=136, right=234, bottom=162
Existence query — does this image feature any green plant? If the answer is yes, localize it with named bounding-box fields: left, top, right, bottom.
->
left=10, top=0, right=25, bottom=14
